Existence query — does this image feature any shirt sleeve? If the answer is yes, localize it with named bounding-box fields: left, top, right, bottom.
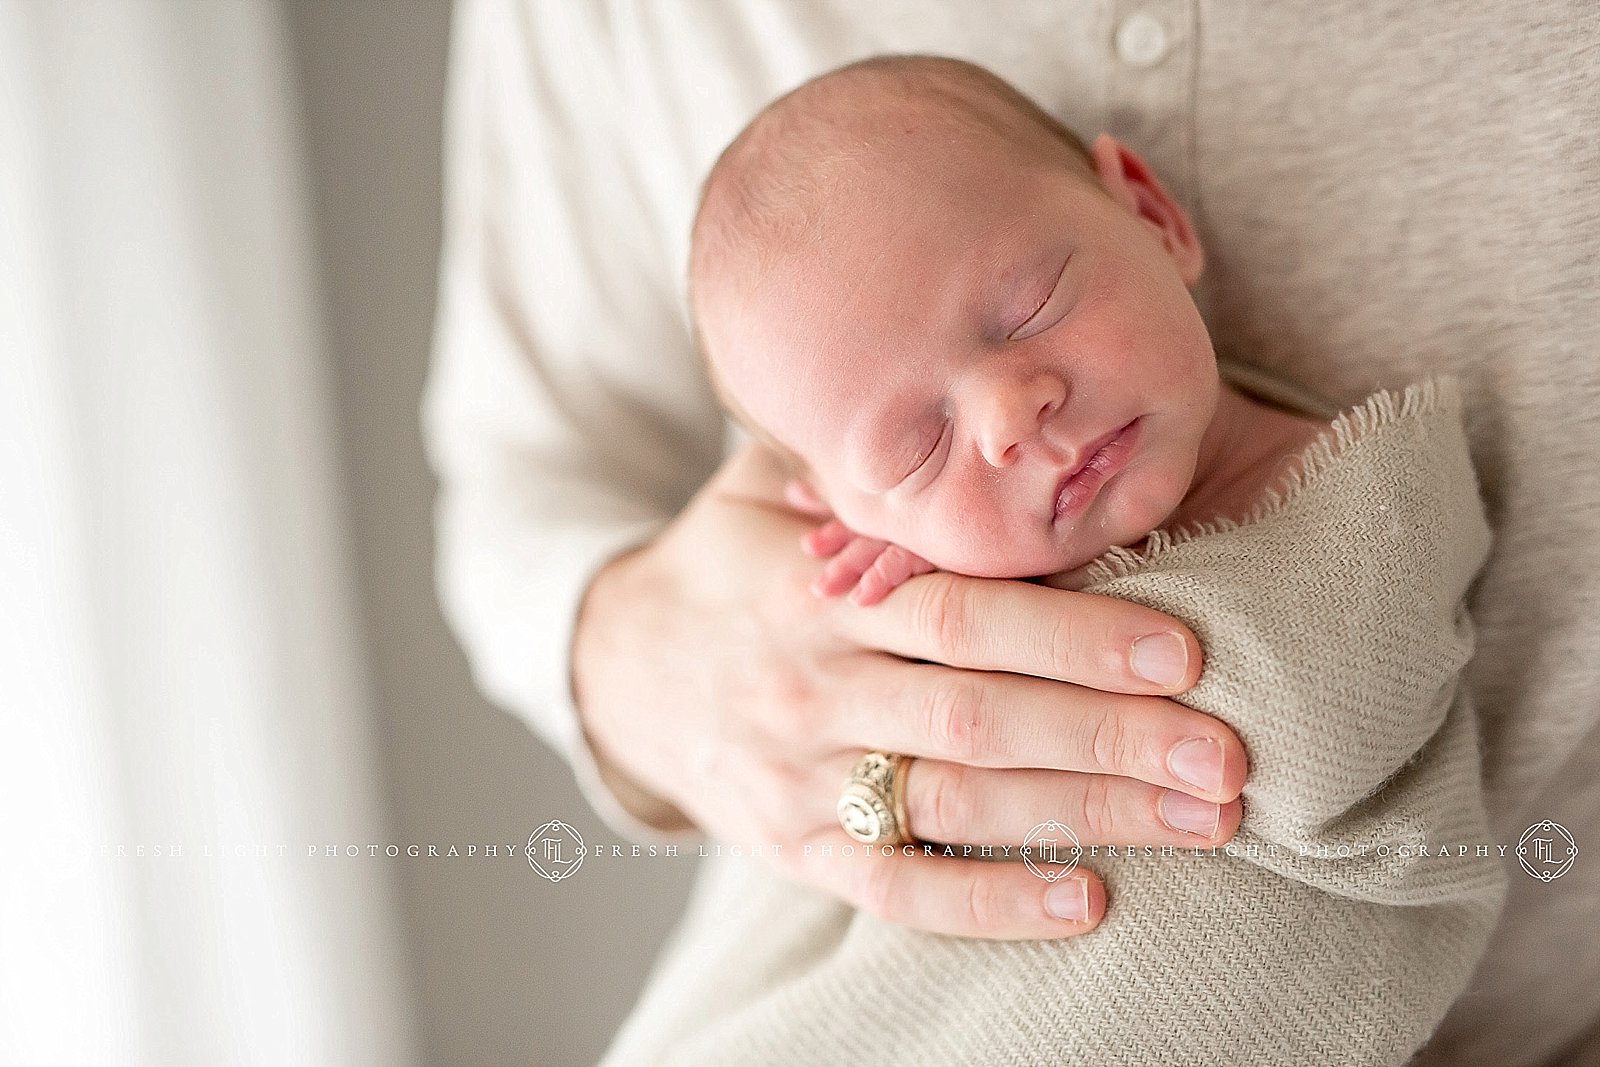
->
left=422, top=0, right=720, bottom=845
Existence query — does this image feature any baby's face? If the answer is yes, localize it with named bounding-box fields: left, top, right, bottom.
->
left=703, top=131, right=1219, bottom=578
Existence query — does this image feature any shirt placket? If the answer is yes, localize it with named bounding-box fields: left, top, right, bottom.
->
left=1102, top=0, right=1198, bottom=211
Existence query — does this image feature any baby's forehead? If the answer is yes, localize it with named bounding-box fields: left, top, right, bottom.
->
left=697, top=91, right=1033, bottom=302
left=697, top=62, right=1091, bottom=272
left=732, top=73, right=1021, bottom=186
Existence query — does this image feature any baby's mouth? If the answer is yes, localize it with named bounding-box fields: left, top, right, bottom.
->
left=1053, top=418, right=1142, bottom=524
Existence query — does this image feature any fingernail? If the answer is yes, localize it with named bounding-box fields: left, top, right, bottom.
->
left=1159, top=789, right=1221, bottom=837
left=1130, top=632, right=1188, bottom=687
left=1044, top=877, right=1089, bottom=922
left=1167, top=737, right=1224, bottom=795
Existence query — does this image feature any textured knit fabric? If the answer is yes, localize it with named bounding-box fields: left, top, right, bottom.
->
left=599, top=379, right=1503, bottom=1066
left=425, top=4, right=1600, bottom=1062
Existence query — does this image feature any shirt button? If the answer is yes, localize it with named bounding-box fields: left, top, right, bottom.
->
left=1115, top=12, right=1170, bottom=67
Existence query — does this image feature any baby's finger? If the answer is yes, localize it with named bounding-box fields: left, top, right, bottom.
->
left=812, top=537, right=889, bottom=598
left=850, top=545, right=936, bottom=607
left=801, top=519, right=852, bottom=559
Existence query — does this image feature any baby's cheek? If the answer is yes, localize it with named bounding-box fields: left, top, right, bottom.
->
left=916, top=503, right=1029, bottom=578
left=825, top=495, right=900, bottom=548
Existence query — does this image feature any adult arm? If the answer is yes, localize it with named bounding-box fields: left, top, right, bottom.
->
left=422, top=0, right=719, bottom=840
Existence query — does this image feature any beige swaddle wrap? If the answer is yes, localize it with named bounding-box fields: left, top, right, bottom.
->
left=602, top=377, right=1503, bottom=1067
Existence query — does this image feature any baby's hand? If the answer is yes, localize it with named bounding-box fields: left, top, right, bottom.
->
left=797, top=518, right=938, bottom=607
left=783, top=479, right=938, bottom=606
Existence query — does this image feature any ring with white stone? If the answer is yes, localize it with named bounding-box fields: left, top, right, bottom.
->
left=837, top=751, right=915, bottom=846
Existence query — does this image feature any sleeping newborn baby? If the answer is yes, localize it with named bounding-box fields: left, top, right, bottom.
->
left=689, top=54, right=1329, bottom=605
left=659, top=53, right=1506, bottom=1066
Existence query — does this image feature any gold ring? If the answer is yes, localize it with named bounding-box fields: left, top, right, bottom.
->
left=837, top=751, right=916, bottom=846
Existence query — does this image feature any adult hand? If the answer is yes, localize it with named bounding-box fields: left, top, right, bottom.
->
left=571, top=441, right=1246, bottom=940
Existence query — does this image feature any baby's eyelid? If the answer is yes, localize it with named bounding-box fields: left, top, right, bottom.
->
left=903, top=420, right=949, bottom=486
left=1007, top=256, right=1072, bottom=342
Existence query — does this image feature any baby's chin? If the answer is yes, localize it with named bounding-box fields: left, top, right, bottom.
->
left=1021, top=473, right=1188, bottom=578
left=925, top=533, right=1121, bottom=582
left=1070, top=455, right=1194, bottom=558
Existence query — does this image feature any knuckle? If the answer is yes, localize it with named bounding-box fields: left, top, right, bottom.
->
left=912, top=573, right=971, bottom=655
left=921, top=762, right=971, bottom=840
left=858, top=861, right=901, bottom=921
left=1044, top=609, right=1081, bottom=677
left=922, top=678, right=986, bottom=762
left=962, top=873, right=1001, bottom=932
left=1087, top=711, right=1134, bottom=776
left=1076, top=774, right=1119, bottom=840
left=760, top=667, right=816, bottom=736
left=866, top=550, right=895, bottom=582
left=1045, top=607, right=1119, bottom=682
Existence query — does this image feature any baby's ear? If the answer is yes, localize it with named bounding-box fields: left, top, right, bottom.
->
left=1088, top=132, right=1204, bottom=285
left=783, top=478, right=832, bottom=518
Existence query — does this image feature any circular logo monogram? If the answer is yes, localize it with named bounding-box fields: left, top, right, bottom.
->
left=527, top=819, right=586, bottom=882
left=1022, top=820, right=1082, bottom=882
left=1517, top=820, right=1577, bottom=882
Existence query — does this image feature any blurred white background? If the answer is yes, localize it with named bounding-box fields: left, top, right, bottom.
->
left=0, top=2, right=696, bottom=1063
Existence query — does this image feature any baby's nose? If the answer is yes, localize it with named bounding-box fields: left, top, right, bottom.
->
left=976, top=375, right=1065, bottom=468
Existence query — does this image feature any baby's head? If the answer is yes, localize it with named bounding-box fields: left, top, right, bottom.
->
left=690, top=55, right=1220, bottom=579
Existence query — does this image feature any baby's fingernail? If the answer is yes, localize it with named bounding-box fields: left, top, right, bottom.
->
left=1131, top=632, right=1188, bottom=687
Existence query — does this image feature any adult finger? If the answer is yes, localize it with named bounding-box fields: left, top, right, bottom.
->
left=831, top=569, right=1203, bottom=695
left=825, top=655, right=1245, bottom=802
left=781, top=825, right=1106, bottom=940
left=886, top=758, right=1242, bottom=847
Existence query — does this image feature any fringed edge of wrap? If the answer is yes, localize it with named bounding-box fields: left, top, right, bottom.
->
left=1083, top=376, right=1462, bottom=586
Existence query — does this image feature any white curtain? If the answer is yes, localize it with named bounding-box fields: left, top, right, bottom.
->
left=0, top=2, right=420, bottom=1064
